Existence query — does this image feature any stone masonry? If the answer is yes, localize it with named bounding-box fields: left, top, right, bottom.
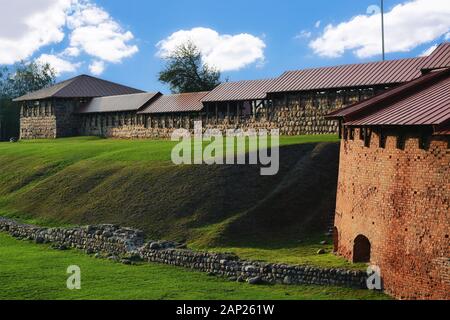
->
left=334, top=128, right=450, bottom=300
left=20, top=99, right=81, bottom=139
left=0, top=217, right=368, bottom=289
left=77, top=88, right=380, bottom=139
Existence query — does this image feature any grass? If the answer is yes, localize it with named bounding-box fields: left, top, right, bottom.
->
left=0, top=233, right=389, bottom=300
left=0, top=135, right=365, bottom=271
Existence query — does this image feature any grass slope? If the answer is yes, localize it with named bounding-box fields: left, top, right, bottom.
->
left=0, top=136, right=363, bottom=269
left=0, top=233, right=389, bottom=300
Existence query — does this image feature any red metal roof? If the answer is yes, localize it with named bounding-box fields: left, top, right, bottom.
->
left=139, top=91, right=209, bottom=114
left=421, top=42, right=450, bottom=71
left=433, top=125, right=450, bottom=136
left=77, top=92, right=160, bottom=114
left=201, top=79, right=275, bottom=102
left=327, top=68, right=450, bottom=130
left=269, top=57, right=425, bottom=93
left=13, top=75, right=144, bottom=102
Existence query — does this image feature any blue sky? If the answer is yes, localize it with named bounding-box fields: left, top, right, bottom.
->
left=1, top=0, right=449, bottom=93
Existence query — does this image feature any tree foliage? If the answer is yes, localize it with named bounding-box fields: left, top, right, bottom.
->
left=159, top=42, right=221, bottom=93
left=0, top=61, right=56, bottom=99
left=0, top=61, right=56, bottom=139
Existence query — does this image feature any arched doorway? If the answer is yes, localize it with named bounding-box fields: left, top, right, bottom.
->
left=333, top=227, right=339, bottom=252
left=353, top=234, right=371, bottom=263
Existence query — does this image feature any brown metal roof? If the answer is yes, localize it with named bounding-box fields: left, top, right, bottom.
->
left=76, top=92, right=161, bottom=114
left=13, top=74, right=144, bottom=102
left=269, top=57, right=425, bottom=93
left=201, top=79, right=275, bottom=102
left=327, top=68, right=450, bottom=130
left=139, top=91, right=209, bottom=114
left=433, top=124, right=450, bottom=136
left=326, top=70, right=443, bottom=119
left=421, top=42, right=450, bottom=71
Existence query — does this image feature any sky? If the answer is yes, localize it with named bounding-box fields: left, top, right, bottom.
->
left=0, top=0, right=449, bottom=93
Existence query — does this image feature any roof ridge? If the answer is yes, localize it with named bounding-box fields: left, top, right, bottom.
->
left=219, top=78, right=276, bottom=85
left=90, top=91, right=160, bottom=99
left=74, top=74, right=144, bottom=91
left=163, top=91, right=210, bottom=97
left=281, top=56, right=425, bottom=75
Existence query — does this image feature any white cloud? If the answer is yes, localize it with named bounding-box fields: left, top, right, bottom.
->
left=36, top=53, right=80, bottom=75
left=315, top=20, right=321, bottom=28
left=420, top=44, right=438, bottom=57
left=295, top=30, right=312, bottom=40
left=62, top=46, right=80, bottom=57
left=0, top=0, right=73, bottom=64
left=67, top=1, right=138, bottom=63
left=445, top=32, right=450, bottom=40
left=88, top=60, right=105, bottom=75
left=0, top=0, right=138, bottom=76
left=156, top=27, right=266, bottom=72
left=310, top=0, right=450, bottom=58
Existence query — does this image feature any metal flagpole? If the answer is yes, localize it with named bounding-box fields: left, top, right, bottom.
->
left=381, top=0, right=385, bottom=61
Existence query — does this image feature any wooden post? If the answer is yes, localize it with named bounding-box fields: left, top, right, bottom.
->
left=215, top=103, right=218, bottom=122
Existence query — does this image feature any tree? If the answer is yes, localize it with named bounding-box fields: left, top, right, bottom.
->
left=0, top=61, right=56, bottom=140
left=0, top=60, right=56, bottom=99
left=159, top=42, right=221, bottom=93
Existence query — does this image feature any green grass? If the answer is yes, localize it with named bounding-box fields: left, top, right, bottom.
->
left=202, top=241, right=368, bottom=271
left=0, top=233, right=389, bottom=300
left=0, top=135, right=363, bottom=271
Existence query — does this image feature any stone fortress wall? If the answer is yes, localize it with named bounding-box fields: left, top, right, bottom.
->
left=0, top=217, right=368, bottom=289
left=77, top=88, right=379, bottom=139
left=20, top=99, right=82, bottom=139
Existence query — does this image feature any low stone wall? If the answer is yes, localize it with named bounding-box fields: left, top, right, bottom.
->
left=0, top=217, right=368, bottom=289
left=140, top=247, right=367, bottom=288
left=0, top=217, right=145, bottom=256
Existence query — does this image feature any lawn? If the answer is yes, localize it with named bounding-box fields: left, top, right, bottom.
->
left=0, top=233, right=388, bottom=300
left=0, top=135, right=360, bottom=271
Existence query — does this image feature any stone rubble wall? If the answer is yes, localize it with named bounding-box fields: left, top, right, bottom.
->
left=19, top=87, right=385, bottom=139
left=77, top=89, right=382, bottom=139
left=0, top=217, right=368, bottom=289
left=19, top=99, right=81, bottom=139
left=20, top=115, right=57, bottom=139
left=0, top=217, right=144, bottom=256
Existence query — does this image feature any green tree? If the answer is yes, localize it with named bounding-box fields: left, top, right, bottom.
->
left=0, top=60, right=56, bottom=99
left=0, top=61, right=56, bottom=140
left=159, top=42, right=221, bottom=93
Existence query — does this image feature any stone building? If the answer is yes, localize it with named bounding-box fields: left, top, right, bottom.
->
left=14, top=43, right=450, bottom=139
left=14, top=75, right=144, bottom=139
left=327, top=66, right=450, bottom=300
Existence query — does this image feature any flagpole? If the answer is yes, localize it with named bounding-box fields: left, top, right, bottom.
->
left=381, top=0, right=385, bottom=61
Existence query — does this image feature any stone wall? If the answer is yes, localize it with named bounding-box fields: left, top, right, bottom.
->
left=269, top=88, right=377, bottom=135
left=19, top=87, right=388, bottom=139
left=20, top=115, right=57, bottom=139
left=55, top=100, right=82, bottom=138
left=77, top=88, right=382, bottom=139
left=20, top=99, right=81, bottom=139
left=334, top=128, right=450, bottom=300
left=0, top=217, right=368, bottom=289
